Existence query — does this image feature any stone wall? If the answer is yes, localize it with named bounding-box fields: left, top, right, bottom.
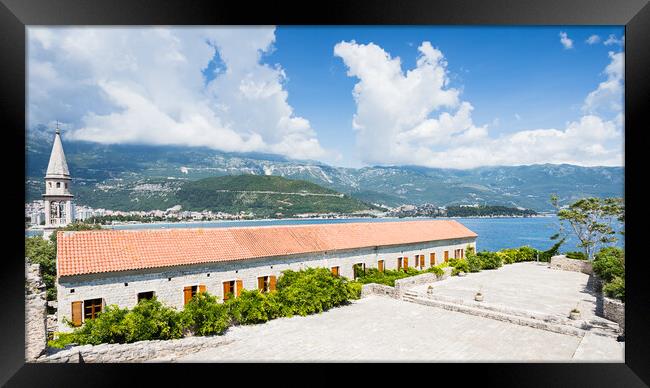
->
left=549, top=255, right=593, bottom=274
left=25, top=262, right=48, bottom=361
left=603, top=297, right=625, bottom=333
left=361, top=266, right=453, bottom=298
left=57, top=237, right=476, bottom=332
left=37, top=335, right=229, bottom=363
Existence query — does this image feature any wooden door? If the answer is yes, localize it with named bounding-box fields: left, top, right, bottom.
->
left=71, top=301, right=82, bottom=327
left=378, top=260, right=384, bottom=272
left=404, top=257, right=409, bottom=269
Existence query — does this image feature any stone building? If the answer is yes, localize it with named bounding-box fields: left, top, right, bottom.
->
left=42, top=125, right=74, bottom=239
left=55, top=220, right=477, bottom=331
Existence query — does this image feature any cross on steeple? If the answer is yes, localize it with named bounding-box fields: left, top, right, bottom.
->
left=55, top=120, right=61, bottom=134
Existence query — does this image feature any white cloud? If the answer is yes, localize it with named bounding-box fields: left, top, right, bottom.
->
left=27, top=27, right=326, bottom=161
left=559, top=32, right=574, bottom=49
left=583, top=51, right=624, bottom=117
left=586, top=35, right=601, bottom=44
left=335, top=41, right=623, bottom=169
left=604, top=34, right=624, bottom=46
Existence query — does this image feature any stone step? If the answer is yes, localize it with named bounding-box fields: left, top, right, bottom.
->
left=406, top=295, right=585, bottom=337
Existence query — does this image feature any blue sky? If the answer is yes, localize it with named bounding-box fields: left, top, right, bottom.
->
left=28, top=26, right=624, bottom=169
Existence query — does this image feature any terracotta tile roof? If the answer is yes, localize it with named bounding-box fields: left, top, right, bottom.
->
left=57, top=220, right=477, bottom=277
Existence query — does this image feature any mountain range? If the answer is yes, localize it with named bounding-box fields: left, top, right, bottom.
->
left=25, top=126, right=624, bottom=212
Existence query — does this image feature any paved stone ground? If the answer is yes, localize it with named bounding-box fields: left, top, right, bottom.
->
left=164, top=296, right=622, bottom=362
left=153, top=262, right=623, bottom=362
left=410, top=262, right=600, bottom=320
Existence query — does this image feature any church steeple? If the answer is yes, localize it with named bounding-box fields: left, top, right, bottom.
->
left=45, top=122, right=70, bottom=179
left=42, top=123, right=74, bottom=235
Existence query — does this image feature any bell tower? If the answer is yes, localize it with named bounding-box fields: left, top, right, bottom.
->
left=42, top=123, right=74, bottom=238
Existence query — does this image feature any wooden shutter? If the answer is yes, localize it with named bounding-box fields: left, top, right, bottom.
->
left=199, top=284, right=207, bottom=293
left=378, top=260, right=384, bottom=272
left=397, top=258, right=402, bottom=270
left=223, top=281, right=231, bottom=300
left=430, top=253, right=435, bottom=267
left=71, top=301, right=82, bottom=327
left=269, top=276, right=277, bottom=291
left=236, top=280, right=243, bottom=297
left=183, top=286, right=193, bottom=305
left=444, top=251, right=449, bottom=262
left=420, top=255, right=425, bottom=268
left=404, top=257, right=409, bottom=269
left=331, top=267, right=339, bottom=276
left=461, top=249, right=464, bottom=259
left=258, top=277, right=265, bottom=292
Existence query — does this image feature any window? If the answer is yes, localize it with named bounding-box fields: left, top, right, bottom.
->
left=378, top=260, right=385, bottom=272
left=403, top=256, right=409, bottom=269
left=257, top=275, right=276, bottom=293
left=56, top=182, right=61, bottom=188
left=418, top=255, right=425, bottom=269
left=223, top=280, right=241, bottom=300
left=331, top=266, right=340, bottom=277
left=83, top=298, right=103, bottom=321
left=444, top=251, right=449, bottom=263
left=48, top=182, right=52, bottom=188
left=397, top=257, right=403, bottom=271
left=65, top=182, right=68, bottom=189
left=137, top=291, right=155, bottom=302
left=183, top=285, right=206, bottom=305
left=430, top=253, right=436, bottom=267
left=461, top=249, right=464, bottom=259
left=353, top=263, right=366, bottom=280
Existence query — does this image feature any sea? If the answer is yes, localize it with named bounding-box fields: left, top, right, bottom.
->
left=25, top=215, right=624, bottom=253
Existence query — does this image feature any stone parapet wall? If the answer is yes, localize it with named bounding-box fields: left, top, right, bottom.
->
left=361, top=267, right=453, bottom=298
left=38, top=335, right=230, bottom=363
left=25, top=262, right=47, bottom=361
left=549, top=255, right=593, bottom=275
left=603, top=297, right=625, bottom=333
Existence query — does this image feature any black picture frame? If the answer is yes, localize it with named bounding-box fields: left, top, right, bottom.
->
left=2, top=0, right=649, bottom=386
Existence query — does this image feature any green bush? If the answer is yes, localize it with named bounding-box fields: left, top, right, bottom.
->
left=448, top=258, right=469, bottom=275
left=592, top=248, right=625, bottom=282
left=354, top=268, right=412, bottom=287
left=180, top=292, right=230, bottom=335
left=603, top=276, right=625, bottom=302
left=477, top=251, right=502, bottom=269
left=497, top=249, right=518, bottom=264
left=517, top=246, right=538, bottom=261
left=227, top=289, right=271, bottom=325
left=566, top=251, right=587, bottom=260
left=465, top=252, right=482, bottom=272
left=122, top=298, right=183, bottom=342
left=424, top=265, right=444, bottom=277
left=276, top=268, right=354, bottom=316
left=346, top=281, right=363, bottom=300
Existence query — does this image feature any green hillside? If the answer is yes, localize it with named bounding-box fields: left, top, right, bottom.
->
left=175, top=175, right=377, bottom=217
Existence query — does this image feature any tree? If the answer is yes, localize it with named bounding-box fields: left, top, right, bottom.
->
left=554, top=196, right=623, bottom=260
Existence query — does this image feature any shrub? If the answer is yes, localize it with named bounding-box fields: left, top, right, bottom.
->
left=465, top=252, right=482, bottom=272
left=566, top=251, right=587, bottom=260
left=354, top=268, right=412, bottom=287
left=517, top=246, right=538, bottom=261
left=498, top=249, right=518, bottom=264
left=346, top=281, right=363, bottom=299
left=276, top=268, right=353, bottom=316
left=227, top=289, right=271, bottom=325
left=50, top=304, right=129, bottom=347
left=180, top=292, right=230, bottom=335
left=603, top=276, right=625, bottom=302
left=425, top=265, right=444, bottom=277
left=477, top=251, right=502, bottom=269
left=592, top=248, right=625, bottom=282
left=122, top=298, right=183, bottom=342
left=448, top=258, right=469, bottom=275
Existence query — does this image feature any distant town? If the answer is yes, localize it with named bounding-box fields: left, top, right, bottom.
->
left=25, top=199, right=542, bottom=229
